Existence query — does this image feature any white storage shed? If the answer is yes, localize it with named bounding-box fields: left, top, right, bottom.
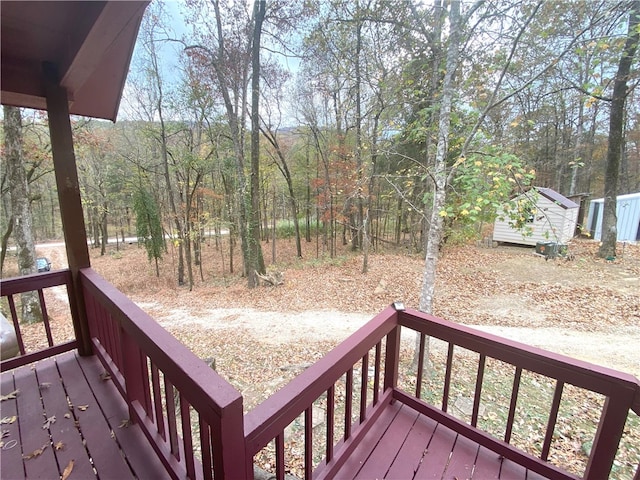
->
left=586, top=192, right=640, bottom=242
left=493, top=187, right=579, bottom=246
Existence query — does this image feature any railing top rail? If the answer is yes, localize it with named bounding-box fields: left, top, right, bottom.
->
left=243, top=304, right=399, bottom=454
left=0, top=269, right=72, bottom=295
left=399, top=308, right=640, bottom=397
left=633, top=380, right=640, bottom=416
left=79, top=267, right=242, bottom=416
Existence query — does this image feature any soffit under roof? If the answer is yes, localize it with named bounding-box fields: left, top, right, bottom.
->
left=1, top=1, right=148, bottom=121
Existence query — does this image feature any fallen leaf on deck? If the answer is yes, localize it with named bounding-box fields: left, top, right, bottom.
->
left=42, top=415, right=56, bottom=429
left=99, top=372, right=111, bottom=381
left=64, top=413, right=71, bottom=419
left=0, top=416, right=17, bottom=425
left=77, top=405, right=89, bottom=411
left=118, top=419, right=131, bottom=429
left=61, top=459, right=74, bottom=480
left=0, top=390, right=19, bottom=401
left=23, top=444, right=47, bottom=460
left=1, top=430, right=9, bottom=438
left=38, top=383, right=52, bottom=390
left=110, top=430, right=115, bottom=439
left=54, top=441, right=65, bottom=451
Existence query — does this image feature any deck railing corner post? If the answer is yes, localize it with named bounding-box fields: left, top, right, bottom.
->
left=584, top=386, right=634, bottom=480
left=68, top=270, right=93, bottom=356
left=215, top=396, right=249, bottom=479
left=383, top=311, right=401, bottom=393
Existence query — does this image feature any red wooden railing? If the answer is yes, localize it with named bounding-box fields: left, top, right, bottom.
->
left=244, top=306, right=399, bottom=480
left=79, top=268, right=247, bottom=480
left=398, top=308, right=640, bottom=480
left=245, top=305, right=640, bottom=480
left=1, top=270, right=77, bottom=372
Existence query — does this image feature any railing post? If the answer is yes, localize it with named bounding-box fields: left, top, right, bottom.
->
left=584, top=384, right=635, bottom=480
left=383, top=309, right=401, bottom=392
left=44, top=62, right=92, bottom=356
left=214, top=397, right=248, bottom=480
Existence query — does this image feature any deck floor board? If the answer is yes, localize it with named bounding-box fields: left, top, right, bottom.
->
left=1, top=371, right=25, bottom=479
left=13, top=364, right=60, bottom=479
left=444, top=432, right=480, bottom=479
left=1, top=351, right=167, bottom=480
left=384, top=409, right=439, bottom=479
left=55, top=352, right=134, bottom=479
left=329, top=402, right=554, bottom=480
left=354, top=403, right=419, bottom=479
left=336, top=401, right=403, bottom=478
left=77, top=349, right=169, bottom=478
left=35, top=357, right=96, bottom=479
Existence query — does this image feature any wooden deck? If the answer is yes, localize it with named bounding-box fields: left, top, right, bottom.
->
left=0, top=350, right=167, bottom=480
left=337, top=402, right=547, bottom=480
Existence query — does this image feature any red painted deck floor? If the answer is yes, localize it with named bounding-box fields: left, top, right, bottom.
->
left=0, top=351, right=167, bottom=480
left=337, top=402, right=549, bottom=480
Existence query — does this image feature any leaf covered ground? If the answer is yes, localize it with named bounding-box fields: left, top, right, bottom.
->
left=21, top=236, right=640, bottom=477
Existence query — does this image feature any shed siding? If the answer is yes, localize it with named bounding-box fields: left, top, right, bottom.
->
left=587, top=192, right=640, bottom=242
left=493, top=190, right=578, bottom=246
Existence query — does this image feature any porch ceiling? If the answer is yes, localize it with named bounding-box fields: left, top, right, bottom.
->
left=1, top=1, right=148, bottom=121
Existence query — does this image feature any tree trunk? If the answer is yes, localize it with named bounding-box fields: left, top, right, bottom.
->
left=248, top=0, right=267, bottom=286
left=419, top=0, right=461, bottom=315
left=415, top=0, right=462, bottom=366
left=599, top=2, right=640, bottom=258
left=3, top=105, right=42, bottom=323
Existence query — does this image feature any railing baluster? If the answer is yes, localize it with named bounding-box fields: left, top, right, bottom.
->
left=37, top=289, right=54, bottom=347
left=180, top=393, right=195, bottom=479
left=164, top=378, right=180, bottom=459
left=360, top=354, right=368, bottom=423
left=442, top=343, right=455, bottom=412
left=7, top=295, right=25, bottom=355
left=108, top=313, right=120, bottom=365
left=541, top=380, right=564, bottom=461
left=84, top=290, right=99, bottom=341
left=471, top=354, right=486, bottom=427
left=151, top=363, right=164, bottom=438
left=305, top=407, right=313, bottom=480
left=102, top=307, right=112, bottom=356
left=326, top=385, right=335, bottom=462
left=345, top=368, right=353, bottom=440
left=505, top=366, right=522, bottom=444
left=275, top=433, right=285, bottom=480
left=199, top=417, right=213, bottom=480
left=373, top=342, right=381, bottom=405
left=416, top=332, right=426, bottom=399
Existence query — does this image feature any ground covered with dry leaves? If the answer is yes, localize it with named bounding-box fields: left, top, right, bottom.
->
left=28, top=235, right=640, bottom=477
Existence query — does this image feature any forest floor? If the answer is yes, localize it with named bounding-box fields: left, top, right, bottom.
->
left=34, top=235, right=640, bottom=401
left=18, top=235, right=640, bottom=476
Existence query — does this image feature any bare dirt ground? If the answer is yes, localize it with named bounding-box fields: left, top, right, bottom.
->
left=33, top=236, right=639, bottom=394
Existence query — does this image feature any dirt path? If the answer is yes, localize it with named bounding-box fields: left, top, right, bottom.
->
left=147, top=303, right=640, bottom=378
left=33, top=239, right=640, bottom=380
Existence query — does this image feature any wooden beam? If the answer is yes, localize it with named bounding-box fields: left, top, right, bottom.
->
left=44, top=62, right=92, bottom=356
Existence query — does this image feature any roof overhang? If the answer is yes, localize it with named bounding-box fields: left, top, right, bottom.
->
left=1, top=1, right=149, bottom=121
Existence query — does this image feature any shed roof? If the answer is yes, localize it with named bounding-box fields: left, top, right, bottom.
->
left=1, top=1, right=148, bottom=121
left=536, top=187, right=579, bottom=209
